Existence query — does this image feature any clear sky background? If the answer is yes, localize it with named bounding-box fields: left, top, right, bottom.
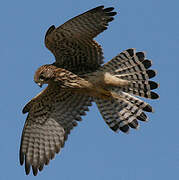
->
left=0, top=0, right=178, bottom=179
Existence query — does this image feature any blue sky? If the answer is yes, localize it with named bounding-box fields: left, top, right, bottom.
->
left=0, top=0, right=178, bottom=179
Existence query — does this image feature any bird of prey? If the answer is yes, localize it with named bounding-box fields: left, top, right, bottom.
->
left=20, top=6, right=159, bottom=176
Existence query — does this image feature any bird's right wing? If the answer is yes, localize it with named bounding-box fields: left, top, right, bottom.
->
left=20, top=84, right=92, bottom=176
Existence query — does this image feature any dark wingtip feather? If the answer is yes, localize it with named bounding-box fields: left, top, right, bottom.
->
left=136, top=52, right=145, bottom=62
left=45, top=157, right=50, bottom=165
left=149, top=81, right=159, bottom=90
left=32, top=166, right=38, bottom=176
left=72, top=121, right=78, bottom=126
left=55, top=144, right=61, bottom=153
left=80, top=111, right=86, bottom=116
left=103, top=7, right=117, bottom=22
left=96, top=5, right=105, bottom=9
left=104, top=7, right=115, bottom=12
left=143, top=60, right=152, bottom=69
left=50, top=152, right=56, bottom=160
left=19, top=152, right=24, bottom=165
left=147, top=70, right=157, bottom=79
left=22, top=107, right=28, bottom=114
left=151, top=92, right=159, bottom=99
left=102, top=26, right=107, bottom=31
left=108, top=17, right=114, bottom=22
left=25, top=160, right=30, bottom=175
left=75, top=116, right=82, bottom=121
left=45, top=25, right=55, bottom=39
left=91, top=6, right=104, bottom=12
left=39, top=164, right=44, bottom=172
left=22, top=102, right=32, bottom=114
left=106, top=12, right=117, bottom=16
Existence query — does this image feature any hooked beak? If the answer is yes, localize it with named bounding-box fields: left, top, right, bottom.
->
left=37, top=82, right=42, bottom=88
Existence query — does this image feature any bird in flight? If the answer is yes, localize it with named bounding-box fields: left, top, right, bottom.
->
left=20, top=6, right=159, bottom=176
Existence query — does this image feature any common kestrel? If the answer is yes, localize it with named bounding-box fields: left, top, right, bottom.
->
left=20, top=6, right=159, bottom=176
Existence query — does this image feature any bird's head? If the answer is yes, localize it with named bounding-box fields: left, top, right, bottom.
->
left=34, top=64, right=56, bottom=87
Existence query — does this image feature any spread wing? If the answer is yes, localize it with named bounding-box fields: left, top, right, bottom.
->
left=20, top=84, right=92, bottom=176
left=45, top=6, right=117, bottom=74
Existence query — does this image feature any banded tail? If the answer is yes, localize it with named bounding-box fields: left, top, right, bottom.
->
left=95, top=48, right=159, bottom=133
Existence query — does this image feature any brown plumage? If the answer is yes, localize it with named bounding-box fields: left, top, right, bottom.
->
left=20, top=6, right=159, bottom=176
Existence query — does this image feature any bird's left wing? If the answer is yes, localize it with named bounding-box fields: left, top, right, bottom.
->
left=44, top=6, right=117, bottom=74
left=20, top=84, right=92, bottom=176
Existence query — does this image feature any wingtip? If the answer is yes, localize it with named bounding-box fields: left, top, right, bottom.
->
left=97, top=5, right=105, bottom=9
left=45, top=25, right=56, bottom=39
left=32, top=166, right=38, bottom=176
left=25, top=162, right=30, bottom=176
left=104, top=7, right=115, bottom=12
left=39, top=164, right=44, bottom=172
left=92, top=5, right=104, bottom=12
left=19, top=155, right=24, bottom=166
left=22, top=108, right=27, bottom=114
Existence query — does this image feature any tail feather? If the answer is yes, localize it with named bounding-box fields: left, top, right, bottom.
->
left=129, top=80, right=158, bottom=91
left=102, top=49, right=148, bottom=72
left=120, top=79, right=159, bottom=99
left=96, top=91, right=153, bottom=133
left=117, top=92, right=154, bottom=112
left=95, top=48, right=159, bottom=133
left=121, top=87, right=159, bottom=99
left=128, top=119, right=139, bottom=129
left=116, top=70, right=157, bottom=81
left=114, top=59, right=152, bottom=75
left=101, top=48, right=136, bottom=72
left=101, top=48, right=159, bottom=99
left=95, top=95, right=149, bottom=133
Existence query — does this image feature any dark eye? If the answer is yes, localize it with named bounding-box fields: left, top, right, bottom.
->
left=39, top=74, right=45, bottom=80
